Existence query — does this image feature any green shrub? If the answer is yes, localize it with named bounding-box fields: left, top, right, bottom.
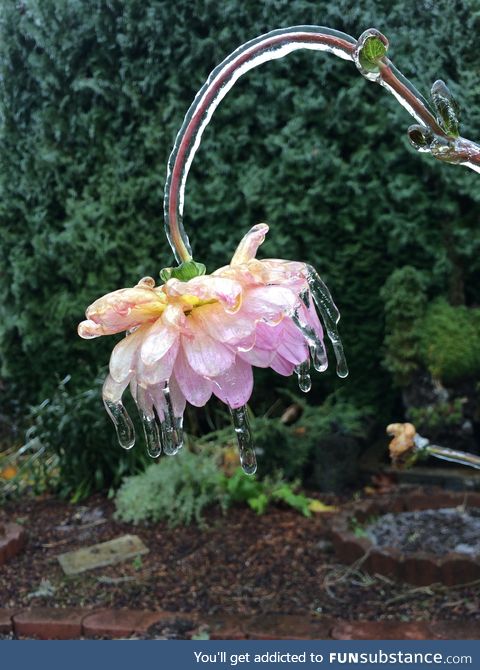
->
left=419, top=299, right=480, bottom=384
left=20, top=374, right=147, bottom=501
left=409, top=399, right=464, bottom=433
left=381, top=266, right=428, bottom=386
left=114, top=447, right=225, bottom=527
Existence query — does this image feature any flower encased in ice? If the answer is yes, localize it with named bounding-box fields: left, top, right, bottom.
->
left=78, top=224, right=346, bottom=472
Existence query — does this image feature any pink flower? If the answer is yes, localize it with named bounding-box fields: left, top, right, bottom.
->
left=78, top=224, right=345, bottom=472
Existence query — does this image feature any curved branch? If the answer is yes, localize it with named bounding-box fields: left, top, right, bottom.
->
left=163, top=25, right=480, bottom=264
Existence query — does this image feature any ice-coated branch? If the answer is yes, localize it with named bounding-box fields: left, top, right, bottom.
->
left=164, top=26, right=480, bottom=265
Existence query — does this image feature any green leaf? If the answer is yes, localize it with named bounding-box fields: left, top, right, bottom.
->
left=160, top=260, right=207, bottom=282
left=431, top=80, right=460, bottom=137
left=358, top=35, right=387, bottom=73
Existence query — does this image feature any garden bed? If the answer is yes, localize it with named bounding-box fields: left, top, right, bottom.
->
left=1, top=486, right=479, bottom=623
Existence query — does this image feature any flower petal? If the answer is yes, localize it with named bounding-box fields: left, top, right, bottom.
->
left=140, top=304, right=183, bottom=366
left=181, top=329, right=235, bottom=378
left=269, top=353, right=296, bottom=376
left=242, top=285, right=299, bottom=324
left=149, top=376, right=186, bottom=421
left=238, top=346, right=274, bottom=368
left=276, top=317, right=309, bottom=364
left=165, top=276, right=243, bottom=313
left=173, top=348, right=212, bottom=407
left=230, top=223, right=269, bottom=265
left=192, top=303, right=255, bottom=344
left=212, top=358, right=254, bottom=408
left=84, top=286, right=166, bottom=335
left=137, top=338, right=180, bottom=386
left=109, top=326, right=148, bottom=383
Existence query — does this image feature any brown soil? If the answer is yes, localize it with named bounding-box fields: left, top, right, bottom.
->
left=1, top=490, right=479, bottom=621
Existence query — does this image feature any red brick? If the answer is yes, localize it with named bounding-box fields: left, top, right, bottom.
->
left=246, top=614, right=332, bottom=640
left=82, top=609, right=174, bottom=638
left=0, top=609, right=21, bottom=634
left=13, top=608, right=88, bottom=639
left=401, top=554, right=440, bottom=586
left=431, top=621, right=480, bottom=640
left=440, top=554, right=480, bottom=586
left=366, top=549, right=402, bottom=580
left=203, top=615, right=249, bottom=640
left=334, top=534, right=371, bottom=564
left=331, top=621, right=431, bottom=640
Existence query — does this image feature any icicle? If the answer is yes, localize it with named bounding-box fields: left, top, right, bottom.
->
left=134, top=385, right=162, bottom=458
left=294, top=359, right=312, bottom=393
left=230, top=405, right=257, bottom=475
left=292, top=307, right=328, bottom=374
left=102, top=375, right=135, bottom=450
left=161, top=381, right=184, bottom=455
left=305, top=265, right=349, bottom=378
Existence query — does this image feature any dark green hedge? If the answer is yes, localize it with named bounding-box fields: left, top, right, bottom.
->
left=0, top=0, right=479, bottom=492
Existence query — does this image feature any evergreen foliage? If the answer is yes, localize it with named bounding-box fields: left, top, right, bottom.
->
left=419, top=299, right=480, bottom=384
left=381, top=266, right=428, bottom=386
left=0, top=1, right=479, bottom=493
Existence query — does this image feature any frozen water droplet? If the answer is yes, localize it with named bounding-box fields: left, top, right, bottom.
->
left=136, top=276, right=156, bottom=288
left=292, top=305, right=328, bottom=374
left=103, top=375, right=135, bottom=449
left=306, top=266, right=349, bottom=379
left=132, top=386, right=162, bottom=458
left=161, top=382, right=184, bottom=455
left=103, top=399, right=135, bottom=450
left=294, top=359, right=312, bottom=393
left=230, top=405, right=257, bottom=475
left=143, top=414, right=162, bottom=458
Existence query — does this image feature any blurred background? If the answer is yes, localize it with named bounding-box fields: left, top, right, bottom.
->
left=0, top=0, right=479, bottom=501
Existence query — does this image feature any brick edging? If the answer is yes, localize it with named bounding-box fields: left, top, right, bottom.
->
left=330, top=490, right=480, bottom=586
left=1, top=607, right=480, bottom=639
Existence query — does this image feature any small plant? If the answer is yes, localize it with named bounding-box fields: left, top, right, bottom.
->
left=114, top=447, right=225, bottom=527
left=222, top=468, right=316, bottom=517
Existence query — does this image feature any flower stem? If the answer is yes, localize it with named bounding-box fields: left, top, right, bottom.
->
left=164, top=25, right=480, bottom=264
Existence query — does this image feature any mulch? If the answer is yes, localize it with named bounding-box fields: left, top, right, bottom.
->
left=1, top=490, right=479, bottom=621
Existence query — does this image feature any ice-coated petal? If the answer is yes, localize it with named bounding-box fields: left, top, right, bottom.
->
left=83, top=286, right=166, bottom=335
left=181, top=328, right=235, bottom=377
left=137, top=338, right=180, bottom=386
left=192, top=303, right=256, bottom=344
left=211, top=357, right=254, bottom=408
left=276, top=317, right=309, bottom=365
left=109, top=325, right=149, bottom=383
left=230, top=223, right=269, bottom=265
left=149, top=376, right=186, bottom=421
left=78, top=319, right=105, bottom=339
left=172, top=348, right=213, bottom=407
left=238, top=346, right=274, bottom=368
left=242, top=285, right=299, bottom=324
left=165, top=275, right=243, bottom=313
left=270, top=353, right=296, bottom=377
left=140, top=304, right=184, bottom=366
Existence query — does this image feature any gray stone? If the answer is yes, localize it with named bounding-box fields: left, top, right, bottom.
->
left=57, top=535, right=148, bottom=575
